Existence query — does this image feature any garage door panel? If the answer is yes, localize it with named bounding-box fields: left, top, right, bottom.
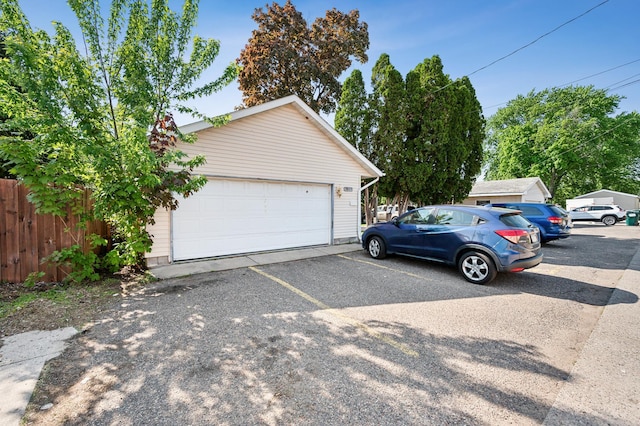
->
left=172, top=179, right=331, bottom=261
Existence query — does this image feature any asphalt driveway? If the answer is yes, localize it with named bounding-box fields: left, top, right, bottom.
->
left=23, top=224, right=640, bottom=425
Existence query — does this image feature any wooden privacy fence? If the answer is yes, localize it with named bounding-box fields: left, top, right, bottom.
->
left=0, top=178, right=108, bottom=283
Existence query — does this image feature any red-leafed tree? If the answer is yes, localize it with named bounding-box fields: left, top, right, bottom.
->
left=237, top=1, right=369, bottom=114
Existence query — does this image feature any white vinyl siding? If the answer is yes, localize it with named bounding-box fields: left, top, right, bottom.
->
left=146, top=99, right=381, bottom=264
left=145, top=208, right=170, bottom=263
left=523, top=184, right=546, bottom=203
left=176, top=105, right=364, bottom=241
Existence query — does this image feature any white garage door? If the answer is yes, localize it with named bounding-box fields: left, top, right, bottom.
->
left=172, top=179, right=332, bottom=261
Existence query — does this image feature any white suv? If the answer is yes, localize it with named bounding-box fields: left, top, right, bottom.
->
left=569, top=205, right=626, bottom=226
left=376, top=204, right=399, bottom=221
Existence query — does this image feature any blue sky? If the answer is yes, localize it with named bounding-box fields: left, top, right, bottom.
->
left=17, top=0, right=640, bottom=125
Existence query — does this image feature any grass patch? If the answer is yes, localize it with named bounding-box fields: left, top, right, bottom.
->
left=0, top=288, right=71, bottom=318
left=0, top=273, right=153, bottom=337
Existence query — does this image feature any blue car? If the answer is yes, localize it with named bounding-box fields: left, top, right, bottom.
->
left=486, top=203, right=572, bottom=243
left=362, top=205, right=543, bottom=284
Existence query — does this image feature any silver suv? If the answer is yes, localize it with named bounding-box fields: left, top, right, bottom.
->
left=569, top=205, right=626, bottom=226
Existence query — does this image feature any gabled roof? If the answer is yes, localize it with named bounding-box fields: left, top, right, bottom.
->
left=469, top=177, right=551, bottom=198
left=575, top=189, right=640, bottom=199
left=179, top=95, right=383, bottom=179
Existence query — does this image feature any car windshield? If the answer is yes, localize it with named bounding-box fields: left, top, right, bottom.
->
left=499, top=213, right=531, bottom=228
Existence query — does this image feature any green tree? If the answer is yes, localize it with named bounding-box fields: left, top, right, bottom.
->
left=359, top=54, right=484, bottom=211
left=485, top=86, right=640, bottom=203
left=335, top=69, right=369, bottom=151
left=0, top=30, right=25, bottom=178
left=237, top=0, right=369, bottom=114
left=404, top=56, right=484, bottom=205
left=335, top=69, right=375, bottom=223
left=369, top=53, right=409, bottom=210
left=0, top=0, right=238, bottom=271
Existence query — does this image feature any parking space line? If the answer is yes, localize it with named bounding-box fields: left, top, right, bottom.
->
left=248, top=266, right=419, bottom=358
left=337, top=254, right=433, bottom=281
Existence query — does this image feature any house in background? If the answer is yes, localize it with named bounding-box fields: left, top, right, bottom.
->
left=566, top=189, right=640, bottom=211
left=461, top=177, right=551, bottom=205
left=145, top=95, right=383, bottom=266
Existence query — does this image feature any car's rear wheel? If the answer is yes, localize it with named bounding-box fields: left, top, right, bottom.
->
left=367, top=236, right=387, bottom=259
left=458, top=251, right=497, bottom=285
left=601, top=215, right=617, bottom=226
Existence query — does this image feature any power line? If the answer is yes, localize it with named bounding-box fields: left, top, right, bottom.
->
left=482, top=67, right=640, bottom=113
left=434, top=0, right=611, bottom=96
left=609, top=78, right=640, bottom=91
left=467, top=0, right=610, bottom=78
left=607, top=74, right=640, bottom=91
left=552, top=112, right=638, bottom=160
left=558, top=58, right=640, bottom=87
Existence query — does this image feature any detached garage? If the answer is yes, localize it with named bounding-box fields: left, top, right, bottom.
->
left=145, top=96, right=383, bottom=266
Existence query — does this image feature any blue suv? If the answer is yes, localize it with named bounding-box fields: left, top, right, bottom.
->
left=362, top=205, right=542, bottom=284
left=486, top=203, right=571, bottom=243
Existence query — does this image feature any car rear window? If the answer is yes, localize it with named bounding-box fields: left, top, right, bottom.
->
left=547, top=205, right=566, bottom=216
left=491, top=204, right=542, bottom=216
left=518, top=205, right=544, bottom=216
left=499, top=213, right=532, bottom=228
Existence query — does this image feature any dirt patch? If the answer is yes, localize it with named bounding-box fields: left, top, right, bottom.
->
left=0, top=272, right=149, bottom=339
left=1, top=282, right=111, bottom=339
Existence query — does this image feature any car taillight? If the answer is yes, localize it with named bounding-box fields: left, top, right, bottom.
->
left=548, top=216, right=562, bottom=224
left=495, top=229, right=529, bottom=244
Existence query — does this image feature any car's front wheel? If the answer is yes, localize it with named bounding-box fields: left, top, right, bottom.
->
left=601, top=215, right=617, bottom=226
left=458, top=251, right=497, bottom=285
left=367, top=236, right=387, bottom=259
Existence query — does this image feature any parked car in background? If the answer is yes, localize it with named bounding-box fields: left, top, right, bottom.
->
left=362, top=205, right=542, bottom=285
left=486, top=202, right=572, bottom=243
left=376, top=204, right=399, bottom=221
left=569, top=205, right=626, bottom=226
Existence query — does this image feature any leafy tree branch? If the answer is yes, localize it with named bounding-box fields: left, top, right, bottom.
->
left=0, top=0, right=238, bottom=274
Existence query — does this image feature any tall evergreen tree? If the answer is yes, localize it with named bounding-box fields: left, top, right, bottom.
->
left=335, top=69, right=368, bottom=151
left=369, top=54, right=409, bottom=209
left=404, top=56, right=484, bottom=204
left=335, top=69, right=376, bottom=223
left=335, top=54, right=484, bottom=218
left=362, top=54, right=484, bottom=209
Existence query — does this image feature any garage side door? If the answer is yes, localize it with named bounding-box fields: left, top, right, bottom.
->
left=172, top=179, right=332, bottom=261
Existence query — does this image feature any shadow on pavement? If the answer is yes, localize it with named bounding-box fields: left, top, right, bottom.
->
left=22, top=279, right=613, bottom=425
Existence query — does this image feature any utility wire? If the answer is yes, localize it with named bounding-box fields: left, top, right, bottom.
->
left=463, top=1, right=637, bottom=181
left=435, top=0, right=611, bottom=94
left=467, top=0, right=610, bottom=78
left=558, top=58, right=640, bottom=87
left=552, top=112, right=637, bottom=160
left=610, top=79, right=640, bottom=91
left=482, top=62, right=640, bottom=112
left=607, top=75, right=640, bottom=91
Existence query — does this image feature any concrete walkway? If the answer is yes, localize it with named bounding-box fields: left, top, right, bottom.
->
left=0, top=327, right=78, bottom=425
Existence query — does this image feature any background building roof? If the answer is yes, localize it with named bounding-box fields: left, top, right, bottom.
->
left=469, top=177, right=551, bottom=198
